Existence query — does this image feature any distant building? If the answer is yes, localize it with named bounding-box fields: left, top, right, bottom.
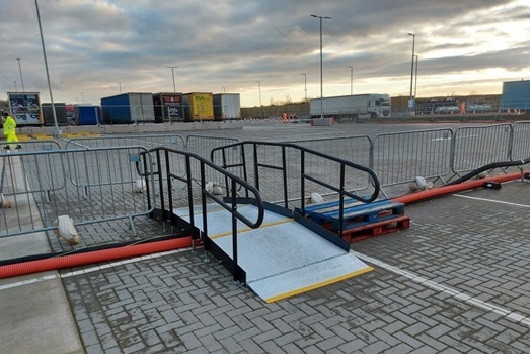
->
left=501, top=80, right=530, bottom=112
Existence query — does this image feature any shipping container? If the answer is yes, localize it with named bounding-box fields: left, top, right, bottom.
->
left=182, top=92, right=214, bottom=121
left=501, top=80, right=530, bottom=111
left=100, top=92, right=155, bottom=124
left=153, top=92, right=184, bottom=122
left=42, top=103, right=68, bottom=126
left=213, top=93, right=240, bottom=120
left=74, top=105, right=102, bottom=125
left=7, top=92, right=43, bottom=126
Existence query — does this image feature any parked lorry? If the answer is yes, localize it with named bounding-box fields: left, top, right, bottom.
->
left=182, top=92, right=214, bottom=121
left=213, top=93, right=240, bottom=120
left=310, top=93, right=391, bottom=120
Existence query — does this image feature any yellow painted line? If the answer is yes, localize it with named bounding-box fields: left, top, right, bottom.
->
left=34, top=135, right=54, bottom=141
left=209, top=218, right=295, bottom=239
left=264, top=266, right=374, bottom=303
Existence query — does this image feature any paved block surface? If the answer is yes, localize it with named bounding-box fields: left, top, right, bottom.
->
left=57, top=181, right=530, bottom=353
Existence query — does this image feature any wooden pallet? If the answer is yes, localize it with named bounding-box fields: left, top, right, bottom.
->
left=340, top=215, right=410, bottom=243
left=297, top=198, right=409, bottom=242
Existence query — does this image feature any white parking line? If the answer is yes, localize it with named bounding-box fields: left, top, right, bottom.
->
left=0, top=246, right=194, bottom=291
left=351, top=251, right=530, bottom=327
left=452, top=194, right=530, bottom=208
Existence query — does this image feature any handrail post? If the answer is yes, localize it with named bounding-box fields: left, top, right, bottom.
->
left=231, top=178, right=239, bottom=282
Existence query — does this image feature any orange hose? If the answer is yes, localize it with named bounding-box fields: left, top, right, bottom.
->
left=393, top=171, right=526, bottom=205
left=0, top=236, right=193, bottom=279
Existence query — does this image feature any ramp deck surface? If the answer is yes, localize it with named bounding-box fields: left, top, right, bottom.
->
left=174, top=204, right=373, bottom=302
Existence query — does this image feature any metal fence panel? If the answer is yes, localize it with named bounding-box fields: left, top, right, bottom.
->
left=65, top=134, right=186, bottom=151
left=372, top=128, right=453, bottom=192
left=451, top=124, right=512, bottom=174
left=511, top=121, right=530, bottom=161
left=0, top=147, right=154, bottom=239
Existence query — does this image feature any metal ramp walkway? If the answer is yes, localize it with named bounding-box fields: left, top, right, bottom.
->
left=174, top=204, right=373, bottom=303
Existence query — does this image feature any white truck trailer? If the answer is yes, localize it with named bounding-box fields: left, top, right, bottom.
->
left=310, top=93, right=391, bottom=120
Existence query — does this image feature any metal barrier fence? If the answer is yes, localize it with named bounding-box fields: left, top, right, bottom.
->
left=372, top=128, right=453, bottom=194
left=65, top=134, right=186, bottom=151
left=0, top=147, right=154, bottom=240
left=2, top=124, right=530, bottom=241
left=451, top=123, right=512, bottom=176
left=511, top=121, right=530, bottom=161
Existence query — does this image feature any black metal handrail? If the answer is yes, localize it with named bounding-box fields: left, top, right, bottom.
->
left=211, top=141, right=381, bottom=237
left=137, top=147, right=264, bottom=282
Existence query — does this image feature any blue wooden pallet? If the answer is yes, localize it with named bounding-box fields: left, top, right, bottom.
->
left=297, top=198, right=405, bottom=232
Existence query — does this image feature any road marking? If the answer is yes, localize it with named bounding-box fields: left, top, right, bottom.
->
left=452, top=194, right=530, bottom=208
left=351, top=251, right=530, bottom=327
left=0, top=246, right=194, bottom=291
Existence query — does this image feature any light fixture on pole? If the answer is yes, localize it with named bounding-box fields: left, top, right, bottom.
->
left=34, top=0, right=61, bottom=137
left=167, top=66, right=177, bottom=92
left=347, top=66, right=354, bottom=95
left=311, top=14, right=331, bottom=119
left=16, top=58, right=25, bottom=92
left=407, top=32, right=415, bottom=114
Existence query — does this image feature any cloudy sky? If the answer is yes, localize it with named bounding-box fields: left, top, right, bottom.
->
left=1, top=0, right=529, bottom=107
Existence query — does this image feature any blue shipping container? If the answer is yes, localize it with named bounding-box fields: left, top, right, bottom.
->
left=75, top=105, right=101, bottom=125
left=100, top=93, right=155, bottom=124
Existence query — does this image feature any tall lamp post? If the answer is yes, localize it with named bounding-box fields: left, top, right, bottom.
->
left=301, top=73, right=307, bottom=115
left=256, top=81, right=262, bottom=117
left=167, top=66, right=177, bottom=92
left=35, top=0, right=61, bottom=137
left=16, top=58, right=25, bottom=92
left=119, top=82, right=122, bottom=93
left=347, top=66, right=354, bottom=95
left=13, top=80, right=17, bottom=92
left=311, top=14, right=331, bottom=119
left=407, top=32, right=415, bottom=114
left=414, top=54, right=418, bottom=99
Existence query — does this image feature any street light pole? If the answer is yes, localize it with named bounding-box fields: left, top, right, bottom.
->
left=348, top=66, right=354, bottom=95
left=414, top=54, right=418, bottom=99
left=311, top=14, right=331, bottom=119
left=119, top=82, right=122, bottom=93
left=301, top=73, right=308, bottom=115
left=13, top=80, right=17, bottom=92
left=407, top=32, right=415, bottom=114
left=16, top=58, right=25, bottom=92
left=256, top=81, right=262, bottom=117
left=167, top=66, right=177, bottom=92
left=34, top=0, right=61, bottom=137
left=301, top=73, right=307, bottom=102
left=222, top=86, right=226, bottom=93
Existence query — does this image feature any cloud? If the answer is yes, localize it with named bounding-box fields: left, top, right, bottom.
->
left=0, top=0, right=528, bottom=107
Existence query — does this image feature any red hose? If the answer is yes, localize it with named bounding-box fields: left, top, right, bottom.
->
left=0, top=236, right=193, bottom=279
left=393, top=171, right=526, bottom=205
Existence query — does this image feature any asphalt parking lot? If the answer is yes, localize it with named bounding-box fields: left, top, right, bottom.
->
left=2, top=121, right=530, bottom=353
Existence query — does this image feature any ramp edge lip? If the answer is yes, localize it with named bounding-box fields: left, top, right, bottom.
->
left=263, top=266, right=374, bottom=304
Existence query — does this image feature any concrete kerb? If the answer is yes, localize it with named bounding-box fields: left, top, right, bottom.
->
left=0, top=155, right=84, bottom=354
